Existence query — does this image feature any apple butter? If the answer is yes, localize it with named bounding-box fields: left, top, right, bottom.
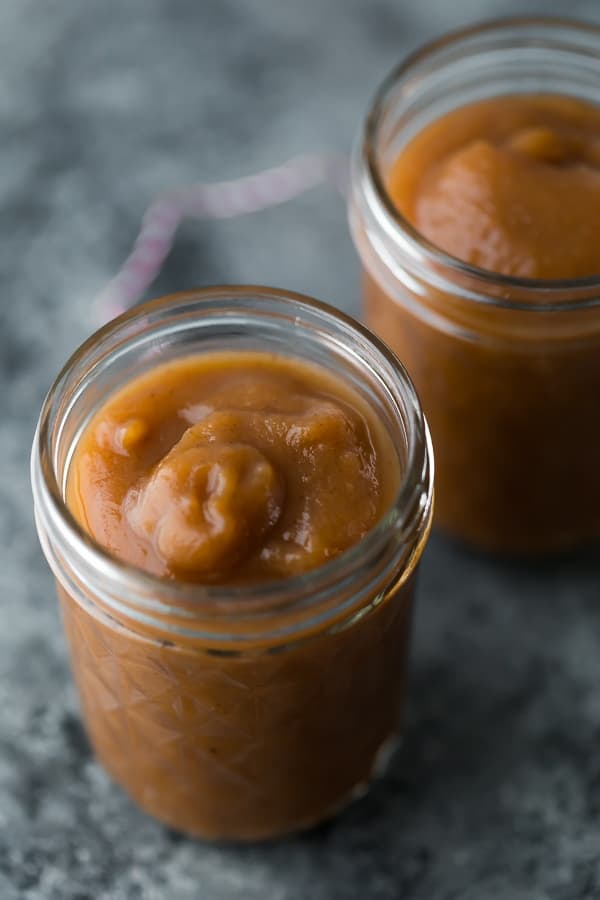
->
left=32, top=288, right=433, bottom=840
left=351, top=20, right=600, bottom=552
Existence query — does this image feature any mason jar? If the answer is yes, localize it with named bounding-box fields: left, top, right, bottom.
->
left=349, top=18, right=600, bottom=554
left=31, top=287, right=433, bottom=841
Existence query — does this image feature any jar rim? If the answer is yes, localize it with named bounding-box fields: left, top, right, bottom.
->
left=361, top=16, right=600, bottom=309
left=32, top=285, right=433, bottom=630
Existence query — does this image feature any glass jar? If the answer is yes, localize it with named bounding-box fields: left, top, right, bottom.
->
left=349, top=18, right=600, bottom=554
left=31, top=286, right=433, bottom=841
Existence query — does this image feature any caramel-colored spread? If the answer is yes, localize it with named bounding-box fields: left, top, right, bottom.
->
left=62, top=351, right=414, bottom=839
left=68, top=352, right=398, bottom=580
left=390, top=94, right=600, bottom=279
left=363, top=94, right=600, bottom=553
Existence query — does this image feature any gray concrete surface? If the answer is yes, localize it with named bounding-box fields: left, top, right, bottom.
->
left=1, top=1, right=600, bottom=897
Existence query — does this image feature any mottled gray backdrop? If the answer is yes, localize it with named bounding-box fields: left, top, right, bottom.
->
left=2, top=1, right=600, bottom=899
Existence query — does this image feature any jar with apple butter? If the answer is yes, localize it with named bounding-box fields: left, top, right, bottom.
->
left=350, top=18, right=600, bottom=553
left=31, top=287, right=433, bottom=840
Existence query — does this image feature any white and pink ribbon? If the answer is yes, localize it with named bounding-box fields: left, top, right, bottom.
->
left=96, top=153, right=349, bottom=323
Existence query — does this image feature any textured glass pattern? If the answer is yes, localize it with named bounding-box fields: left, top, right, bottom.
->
left=59, top=577, right=415, bottom=840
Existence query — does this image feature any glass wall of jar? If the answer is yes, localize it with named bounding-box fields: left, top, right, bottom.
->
left=349, top=19, right=600, bottom=554
left=31, top=287, right=433, bottom=841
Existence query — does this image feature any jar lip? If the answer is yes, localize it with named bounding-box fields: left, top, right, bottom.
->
left=362, top=15, right=600, bottom=307
left=32, top=285, right=433, bottom=613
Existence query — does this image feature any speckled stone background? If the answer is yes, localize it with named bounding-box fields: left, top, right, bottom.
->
left=2, top=1, right=600, bottom=898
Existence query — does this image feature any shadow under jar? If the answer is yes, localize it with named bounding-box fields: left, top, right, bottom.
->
left=31, top=287, right=433, bottom=841
left=349, top=18, right=600, bottom=555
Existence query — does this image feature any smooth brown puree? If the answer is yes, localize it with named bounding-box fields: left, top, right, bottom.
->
left=391, top=94, right=600, bottom=279
left=63, top=351, right=414, bottom=839
left=365, top=94, right=600, bottom=552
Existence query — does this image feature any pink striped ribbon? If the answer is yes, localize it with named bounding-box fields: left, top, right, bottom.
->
left=96, top=153, right=349, bottom=323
